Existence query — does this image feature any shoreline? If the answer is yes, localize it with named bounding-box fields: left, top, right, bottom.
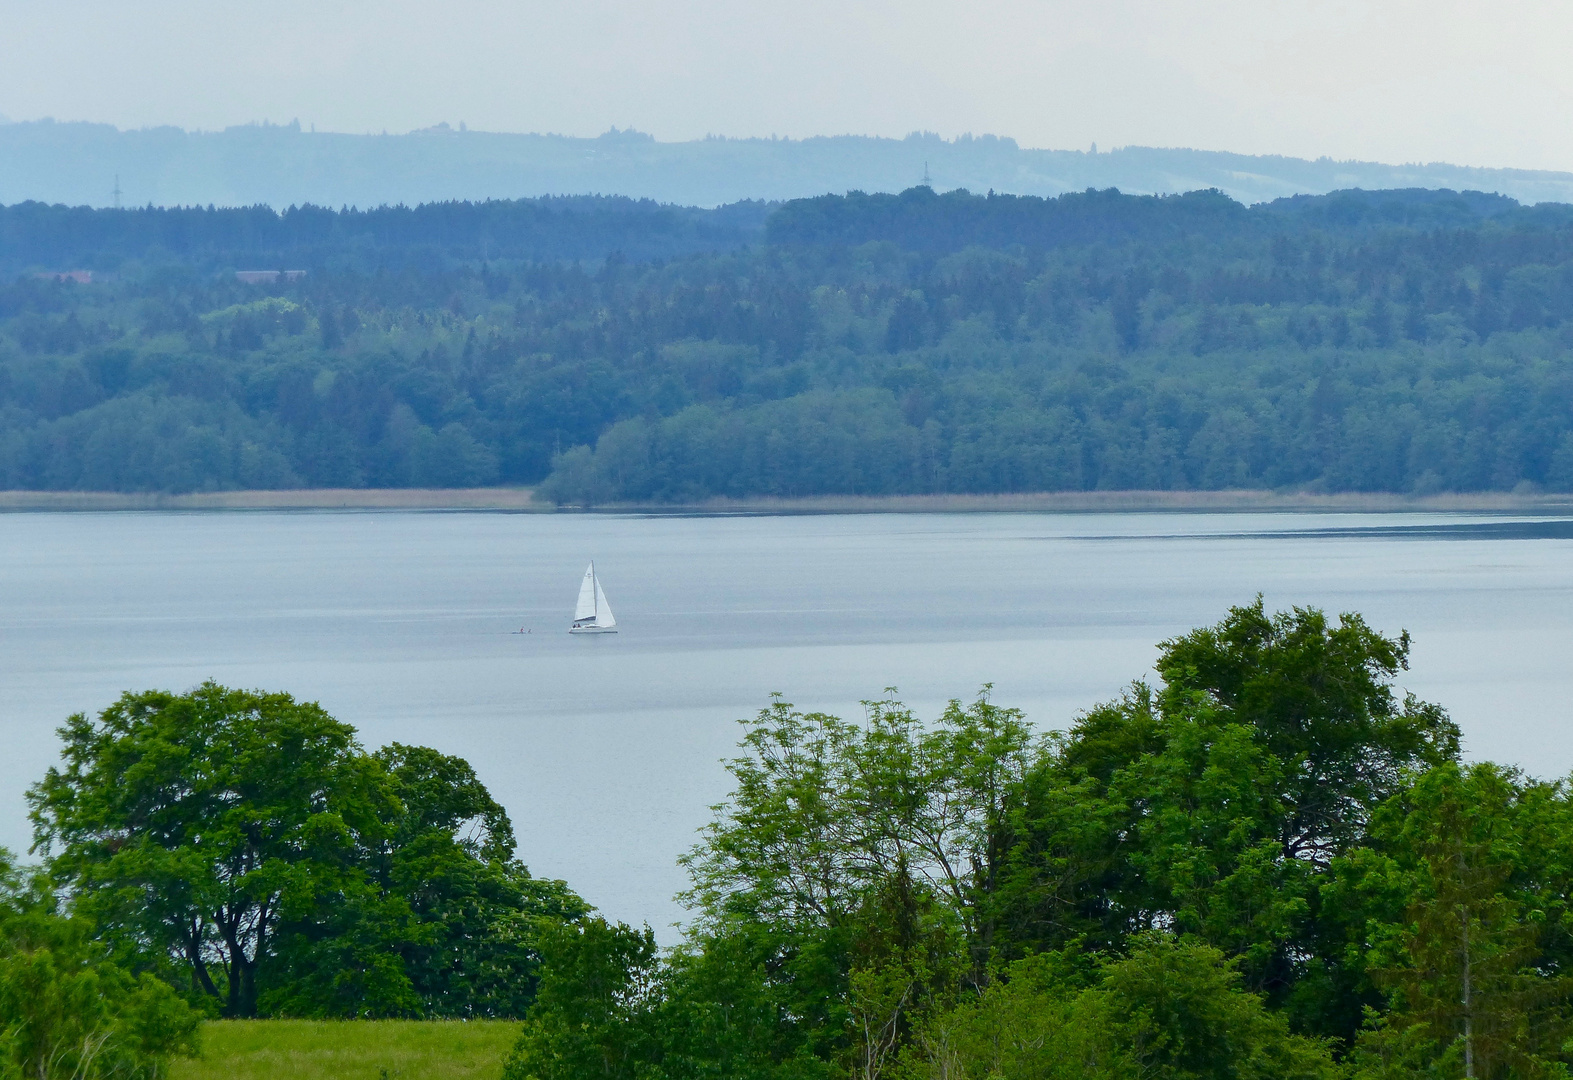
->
left=0, top=488, right=543, bottom=511
left=4, top=487, right=1573, bottom=514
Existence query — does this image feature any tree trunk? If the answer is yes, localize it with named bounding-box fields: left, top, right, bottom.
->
left=226, top=952, right=259, bottom=1017
left=189, top=948, right=219, bottom=999
left=221, top=923, right=258, bottom=1017
left=239, top=958, right=257, bottom=1018
left=1461, top=902, right=1475, bottom=1079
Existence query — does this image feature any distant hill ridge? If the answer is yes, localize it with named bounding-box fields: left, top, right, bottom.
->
left=4, top=118, right=1573, bottom=209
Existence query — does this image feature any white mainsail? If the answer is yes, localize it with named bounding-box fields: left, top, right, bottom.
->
left=574, top=565, right=597, bottom=622
left=570, top=562, right=618, bottom=633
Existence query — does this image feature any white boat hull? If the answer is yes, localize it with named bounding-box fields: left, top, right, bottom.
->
left=569, top=625, right=618, bottom=634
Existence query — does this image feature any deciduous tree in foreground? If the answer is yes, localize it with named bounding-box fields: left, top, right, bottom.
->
left=27, top=681, right=583, bottom=1019
left=507, top=600, right=1573, bottom=1080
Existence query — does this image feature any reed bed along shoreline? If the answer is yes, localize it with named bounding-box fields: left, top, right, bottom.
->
left=3, top=487, right=1573, bottom=514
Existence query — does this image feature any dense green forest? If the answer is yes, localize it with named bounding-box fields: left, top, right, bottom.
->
left=0, top=195, right=771, bottom=274
left=3, top=185, right=1573, bottom=497
left=10, top=602, right=1573, bottom=1079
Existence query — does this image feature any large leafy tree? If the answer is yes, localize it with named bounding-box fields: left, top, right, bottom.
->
left=373, top=744, right=589, bottom=1017
left=29, top=682, right=393, bottom=1016
left=682, top=690, right=1035, bottom=962
left=1343, top=764, right=1573, bottom=1079
left=29, top=682, right=583, bottom=1019
left=1006, top=600, right=1462, bottom=1033
left=1156, top=599, right=1459, bottom=863
left=668, top=691, right=1036, bottom=1077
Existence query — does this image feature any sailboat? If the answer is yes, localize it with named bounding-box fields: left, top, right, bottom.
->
left=569, top=562, right=618, bottom=634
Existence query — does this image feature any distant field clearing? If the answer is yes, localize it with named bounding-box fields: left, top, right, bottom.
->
left=169, top=1019, right=518, bottom=1080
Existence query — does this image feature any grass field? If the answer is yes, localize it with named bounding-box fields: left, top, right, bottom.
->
left=168, top=1019, right=519, bottom=1080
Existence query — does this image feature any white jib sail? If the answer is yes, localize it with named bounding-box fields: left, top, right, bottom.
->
left=593, top=575, right=616, bottom=628
left=574, top=564, right=598, bottom=624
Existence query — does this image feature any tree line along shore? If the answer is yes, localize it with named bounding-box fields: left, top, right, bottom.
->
left=2, top=185, right=1573, bottom=501
left=4, top=599, right=1573, bottom=1079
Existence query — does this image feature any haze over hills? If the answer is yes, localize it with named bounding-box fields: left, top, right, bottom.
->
left=6, top=118, right=1573, bottom=210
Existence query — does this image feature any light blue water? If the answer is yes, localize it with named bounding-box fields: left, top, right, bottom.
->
left=2, top=510, right=1571, bottom=933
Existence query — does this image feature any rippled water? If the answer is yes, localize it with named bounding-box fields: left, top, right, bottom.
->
left=3, top=509, right=1571, bottom=932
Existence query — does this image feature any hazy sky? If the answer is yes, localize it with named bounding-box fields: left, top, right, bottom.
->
left=3, top=0, right=1570, bottom=170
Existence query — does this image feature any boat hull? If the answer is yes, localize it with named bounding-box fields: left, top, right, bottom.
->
left=569, top=625, right=618, bottom=634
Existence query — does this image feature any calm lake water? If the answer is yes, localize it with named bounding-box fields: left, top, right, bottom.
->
left=3, top=509, right=1572, bottom=933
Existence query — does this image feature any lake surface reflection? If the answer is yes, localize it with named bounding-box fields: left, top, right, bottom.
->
left=3, top=509, right=1572, bottom=933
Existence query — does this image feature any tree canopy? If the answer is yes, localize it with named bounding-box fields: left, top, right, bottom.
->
left=28, top=681, right=584, bottom=1019
left=9, top=600, right=1573, bottom=1078
left=505, top=600, right=1573, bottom=1080
left=4, top=187, right=1573, bottom=496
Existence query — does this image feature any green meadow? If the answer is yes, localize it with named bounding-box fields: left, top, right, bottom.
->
left=169, top=1020, right=518, bottom=1080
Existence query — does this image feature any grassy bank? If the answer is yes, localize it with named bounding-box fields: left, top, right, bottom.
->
left=169, top=1019, right=518, bottom=1080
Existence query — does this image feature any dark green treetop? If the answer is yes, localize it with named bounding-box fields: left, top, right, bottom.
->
left=28, top=681, right=584, bottom=1019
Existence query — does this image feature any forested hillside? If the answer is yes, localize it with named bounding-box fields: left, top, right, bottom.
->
left=0, top=196, right=770, bottom=275
left=3, top=185, right=1573, bottom=497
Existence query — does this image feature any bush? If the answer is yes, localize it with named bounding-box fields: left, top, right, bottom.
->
left=903, top=937, right=1339, bottom=1080
left=0, top=853, right=201, bottom=1080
